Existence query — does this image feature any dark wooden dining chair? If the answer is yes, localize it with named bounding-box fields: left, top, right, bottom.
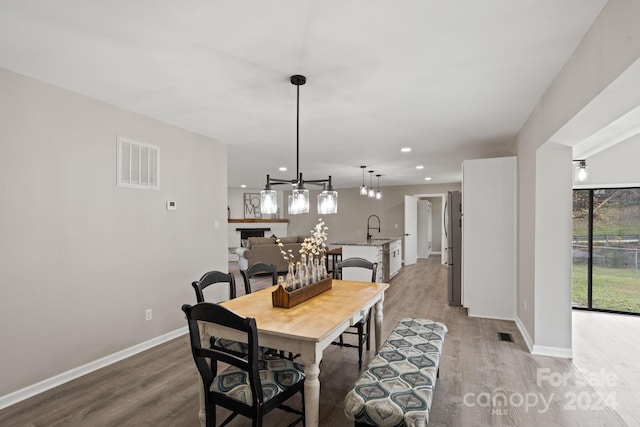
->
left=182, top=302, right=305, bottom=427
left=191, top=270, right=236, bottom=303
left=332, top=257, right=378, bottom=369
left=191, top=270, right=253, bottom=357
left=240, top=262, right=278, bottom=295
left=241, top=263, right=298, bottom=360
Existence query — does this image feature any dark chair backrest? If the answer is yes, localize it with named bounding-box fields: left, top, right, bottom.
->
left=333, top=257, right=378, bottom=282
left=240, top=263, right=277, bottom=295
left=191, top=271, right=237, bottom=303
left=182, top=302, right=262, bottom=408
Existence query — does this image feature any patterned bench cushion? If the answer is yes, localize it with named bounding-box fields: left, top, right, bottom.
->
left=344, top=318, right=447, bottom=427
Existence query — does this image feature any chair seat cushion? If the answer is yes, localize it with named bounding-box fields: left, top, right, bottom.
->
left=212, top=337, right=251, bottom=355
left=211, top=357, right=305, bottom=404
left=344, top=318, right=447, bottom=427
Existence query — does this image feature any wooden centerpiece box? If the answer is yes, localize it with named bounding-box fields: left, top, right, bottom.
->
left=272, top=277, right=333, bottom=308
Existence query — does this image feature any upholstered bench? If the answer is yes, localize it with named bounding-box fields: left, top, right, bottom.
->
left=344, top=318, right=447, bottom=427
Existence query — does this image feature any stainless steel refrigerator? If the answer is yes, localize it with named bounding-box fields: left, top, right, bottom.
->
left=445, top=191, right=462, bottom=306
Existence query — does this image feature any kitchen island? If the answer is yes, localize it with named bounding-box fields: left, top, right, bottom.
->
left=331, top=239, right=402, bottom=282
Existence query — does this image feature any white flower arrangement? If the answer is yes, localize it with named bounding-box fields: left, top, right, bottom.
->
left=276, top=238, right=296, bottom=265
left=300, top=218, right=328, bottom=258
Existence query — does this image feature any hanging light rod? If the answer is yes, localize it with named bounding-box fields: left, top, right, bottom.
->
left=261, top=75, right=338, bottom=215
left=367, top=170, right=376, bottom=198
left=360, top=165, right=368, bottom=196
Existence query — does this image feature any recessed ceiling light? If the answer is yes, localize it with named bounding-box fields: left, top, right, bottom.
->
left=279, top=167, right=287, bottom=171
left=240, top=184, right=247, bottom=188
left=424, top=177, right=432, bottom=181
left=401, top=147, right=412, bottom=153
left=416, top=165, right=424, bottom=170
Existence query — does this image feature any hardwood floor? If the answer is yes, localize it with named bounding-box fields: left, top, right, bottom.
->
left=572, top=310, right=640, bottom=427
left=0, top=258, right=630, bottom=426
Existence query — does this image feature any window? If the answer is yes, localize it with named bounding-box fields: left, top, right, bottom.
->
left=573, top=188, right=640, bottom=315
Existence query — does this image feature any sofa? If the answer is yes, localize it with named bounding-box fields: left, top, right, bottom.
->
left=236, top=236, right=308, bottom=273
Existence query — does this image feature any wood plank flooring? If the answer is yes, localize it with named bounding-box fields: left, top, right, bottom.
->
left=572, top=310, right=640, bottom=427
left=0, top=258, right=631, bottom=426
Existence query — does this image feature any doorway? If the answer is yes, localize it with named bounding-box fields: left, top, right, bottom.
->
left=404, top=193, right=447, bottom=265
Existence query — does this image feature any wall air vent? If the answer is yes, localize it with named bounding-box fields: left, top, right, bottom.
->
left=117, top=136, right=159, bottom=190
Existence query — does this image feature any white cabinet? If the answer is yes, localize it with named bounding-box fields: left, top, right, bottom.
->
left=462, top=157, right=516, bottom=320
left=389, top=239, right=402, bottom=279
left=341, top=245, right=384, bottom=282
left=340, top=239, right=401, bottom=283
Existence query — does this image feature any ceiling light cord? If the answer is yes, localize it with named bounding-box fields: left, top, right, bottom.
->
left=360, top=165, right=368, bottom=196
left=296, top=81, right=300, bottom=179
left=260, top=75, right=337, bottom=215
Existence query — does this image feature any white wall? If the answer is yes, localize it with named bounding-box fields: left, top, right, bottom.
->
left=462, top=157, right=516, bottom=320
left=577, top=135, right=640, bottom=188
left=534, top=144, right=573, bottom=356
left=515, top=0, right=640, bottom=354
left=0, top=68, right=228, bottom=398
left=417, top=200, right=431, bottom=259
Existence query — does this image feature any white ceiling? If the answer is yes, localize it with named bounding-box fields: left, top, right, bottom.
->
left=0, top=0, right=608, bottom=189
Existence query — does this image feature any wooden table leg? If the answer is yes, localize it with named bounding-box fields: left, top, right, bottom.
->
left=374, top=296, right=384, bottom=351
left=303, top=362, right=321, bottom=426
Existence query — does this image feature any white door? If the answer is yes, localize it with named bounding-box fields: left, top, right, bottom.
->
left=404, top=195, right=418, bottom=265
left=441, top=195, right=448, bottom=264
left=426, top=201, right=433, bottom=258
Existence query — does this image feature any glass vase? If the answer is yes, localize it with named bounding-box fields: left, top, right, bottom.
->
left=320, top=255, right=328, bottom=279
left=286, top=263, right=295, bottom=289
left=313, top=257, right=320, bottom=282
left=296, top=261, right=304, bottom=288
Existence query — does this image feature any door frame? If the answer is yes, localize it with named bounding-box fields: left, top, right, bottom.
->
left=406, top=192, right=447, bottom=264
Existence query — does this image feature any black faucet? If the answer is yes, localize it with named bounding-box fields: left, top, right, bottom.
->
left=367, top=215, right=381, bottom=240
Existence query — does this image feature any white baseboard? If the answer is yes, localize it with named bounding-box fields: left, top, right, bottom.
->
left=466, top=309, right=515, bottom=322
left=532, top=345, right=573, bottom=358
left=515, top=315, right=534, bottom=353
left=514, top=316, right=572, bottom=358
left=0, top=327, right=188, bottom=411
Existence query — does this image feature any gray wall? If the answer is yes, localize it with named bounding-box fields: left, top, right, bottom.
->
left=0, top=68, right=228, bottom=397
left=285, top=183, right=461, bottom=251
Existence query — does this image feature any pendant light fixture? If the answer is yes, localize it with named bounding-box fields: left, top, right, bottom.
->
left=367, top=170, right=376, bottom=198
left=574, top=159, right=588, bottom=182
left=376, top=174, right=382, bottom=199
left=260, top=75, right=337, bottom=215
left=360, top=165, right=368, bottom=196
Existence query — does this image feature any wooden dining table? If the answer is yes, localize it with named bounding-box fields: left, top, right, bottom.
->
left=197, top=279, right=389, bottom=427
